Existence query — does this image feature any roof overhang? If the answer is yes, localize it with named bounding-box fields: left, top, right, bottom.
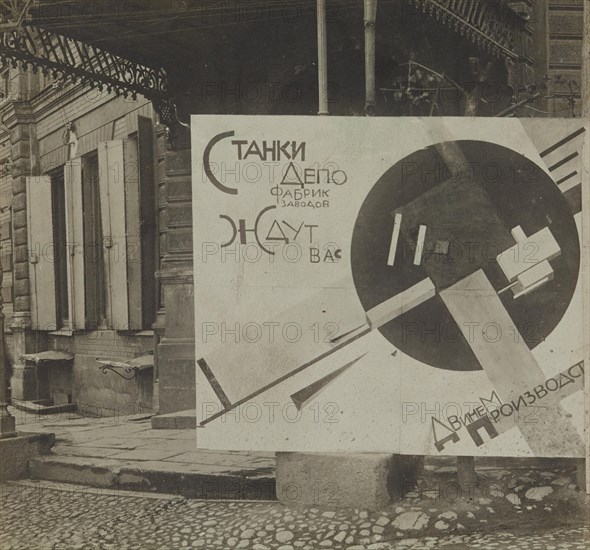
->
left=0, top=0, right=531, bottom=130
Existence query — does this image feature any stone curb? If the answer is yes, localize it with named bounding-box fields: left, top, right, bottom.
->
left=29, top=455, right=276, bottom=500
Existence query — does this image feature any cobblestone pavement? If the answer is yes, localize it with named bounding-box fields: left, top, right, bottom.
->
left=0, top=481, right=587, bottom=550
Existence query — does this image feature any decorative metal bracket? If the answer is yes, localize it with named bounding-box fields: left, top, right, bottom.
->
left=97, top=359, right=140, bottom=381
left=96, top=355, right=154, bottom=381
left=0, top=24, right=176, bottom=127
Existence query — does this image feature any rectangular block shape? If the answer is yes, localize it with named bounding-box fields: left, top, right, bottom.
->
left=413, top=224, right=427, bottom=266
left=387, top=212, right=402, bottom=266
left=441, top=269, right=547, bottom=398
left=276, top=452, right=422, bottom=509
left=511, top=225, right=527, bottom=243
left=433, top=240, right=449, bottom=255
left=496, top=226, right=561, bottom=282
left=440, top=269, right=583, bottom=456
left=366, top=278, right=435, bottom=329
left=512, top=260, right=554, bottom=298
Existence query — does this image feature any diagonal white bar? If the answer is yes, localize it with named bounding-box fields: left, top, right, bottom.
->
left=387, top=212, right=403, bottom=266
left=413, top=224, right=427, bottom=266
left=441, top=269, right=583, bottom=456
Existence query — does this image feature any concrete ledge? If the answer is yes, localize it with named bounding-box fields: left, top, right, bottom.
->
left=151, top=409, right=196, bottom=430
left=29, top=455, right=275, bottom=500
left=276, top=452, right=423, bottom=510
left=12, top=400, right=76, bottom=415
left=0, top=432, right=56, bottom=481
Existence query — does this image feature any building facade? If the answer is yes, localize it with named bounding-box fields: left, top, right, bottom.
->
left=0, top=0, right=584, bottom=420
left=0, top=67, right=165, bottom=416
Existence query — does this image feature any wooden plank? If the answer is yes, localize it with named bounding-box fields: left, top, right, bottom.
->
left=27, top=176, right=57, bottom=330
left=64, top=159, right=86, bottom=330
left=440, top=269, right=583, bottom=456
left=98, top=140, right=129, bottom=330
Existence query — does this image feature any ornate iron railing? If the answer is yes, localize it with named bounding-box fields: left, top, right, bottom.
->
left=413, top=0, right=529, bottom=59
left=0, top=3, right=531, bottom=128
left=0, top=24, right=173, bottom=124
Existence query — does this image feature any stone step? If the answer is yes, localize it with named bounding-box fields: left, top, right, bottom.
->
left=29, top=454, right=276, bottom=500
left=151, top=409, right=196, bottom=430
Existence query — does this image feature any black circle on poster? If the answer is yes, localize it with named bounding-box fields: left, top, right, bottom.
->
left=350, top=140, right=580, bottom=371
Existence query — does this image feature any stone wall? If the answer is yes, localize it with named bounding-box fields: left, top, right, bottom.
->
left=156, top=148, right=195, bottom=414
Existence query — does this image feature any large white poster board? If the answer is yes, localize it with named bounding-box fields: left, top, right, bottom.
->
left=192, top=116, right=588, bottom=458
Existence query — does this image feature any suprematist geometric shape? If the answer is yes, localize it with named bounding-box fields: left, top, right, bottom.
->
left=440, top=268, right=583, bottom=456
left=413, top=225, right=427, bottom=266
left=365, top=278, right=436, bottom=330
left=496, top=226, right=561, bottom=283
left=387, top=213, right=403, bottom=267
left=512, top=259, right=554, bottom=299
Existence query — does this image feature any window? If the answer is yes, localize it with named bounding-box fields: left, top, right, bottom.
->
left=50, top=168, right=69, bottom=329
left=81, top=152, right=107, bottom=329
left=137, top=116, right=158, bottom=329
left=27, top=126, right=158, bottom=332
left=129, top=117, right=158, bottom=329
